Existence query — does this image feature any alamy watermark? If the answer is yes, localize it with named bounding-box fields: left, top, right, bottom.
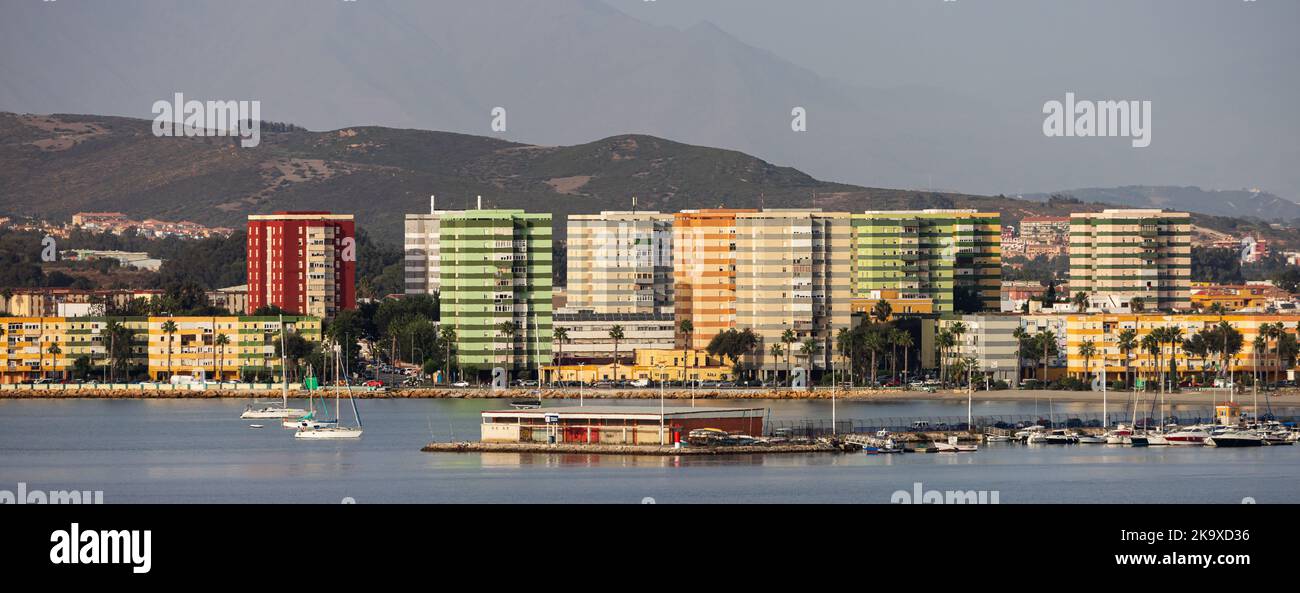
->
left=152, top=93, right=261, bottom=148
left=1043, top=92, right=1151, bottom=148
left=891, top=482, right=1000, bottom=504
left=0, top=482, right=103, bottom=504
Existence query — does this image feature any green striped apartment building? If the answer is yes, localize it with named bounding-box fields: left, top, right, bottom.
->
left=849, top=210, right=1002, bottom=313
left=1068, top=209, right=1191, bottom=311
left=433, top=209, right=553, bottom=372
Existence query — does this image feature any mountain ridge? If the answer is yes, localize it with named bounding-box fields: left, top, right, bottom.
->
left=1, top=111, right=1295, bottom=249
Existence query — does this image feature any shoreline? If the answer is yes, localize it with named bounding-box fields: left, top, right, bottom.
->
left=421, top=441, right=839, bottom=455
left=1, top=387, right=1297, bottom=406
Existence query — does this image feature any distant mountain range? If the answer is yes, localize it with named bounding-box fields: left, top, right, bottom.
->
left=1, top=112, right=1295, bottom=250
left=1022, top=186, right=1300, bottom=221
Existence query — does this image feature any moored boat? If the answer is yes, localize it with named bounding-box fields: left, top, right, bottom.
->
left=1205, top=431, right=1264, bottom=447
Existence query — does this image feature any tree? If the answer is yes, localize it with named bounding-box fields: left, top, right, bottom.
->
left=1072, top=291, right=1089, bottom=312
left=705, top=328, right=758, bottom=379
left=1182, top=332, right=1209, bottom=385
left=498, top=320, right=519, bottom=370
left=768, top=344, right=784, bottom=383
left=1117, top=328, right=1138, bottom=387
left=836, top=327, right=854, bottom=386
left=798, top=339, right=821, bottom=387
left=1079, top=339, right=1096, bottom=384
left=1034, top=330, right=1058, bottom=383
left=72, top=355, right=93, bottom=381
left=871, top=299, right=892, bottom=324
left=1130, top=297, right=1145, bottom=313
left=864, top=329, right=887, bottom=386
left=608, top=324, right=625, bottom=382
left=215, top=333, right=230, bottom=382
left=678, top=319, right=694, bottom=383
left=439, top=325, right=457, bottom=384
left=781, top=328, right=797, bottom=385
left=45, top=343, right=62, bottom=380
left=894, top=329, right=914, bottom=382
left=161, top=319, right=178, bottom=380
left=552, top=326, right=569, bottom=369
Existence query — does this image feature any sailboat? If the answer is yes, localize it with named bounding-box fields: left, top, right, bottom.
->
left=1121, top=389, right=1148, bottom=446
left=295, top=341, right=363, bottom=440
left=240, top=315, right=308, bottom=419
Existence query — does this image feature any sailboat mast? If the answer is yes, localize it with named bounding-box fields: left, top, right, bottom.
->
left=279, top=314, right=289, bottom=408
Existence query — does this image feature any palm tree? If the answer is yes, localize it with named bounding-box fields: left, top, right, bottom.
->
left=936, top=328, right=954, bottom=384
left=45, top=343, right=62, bottom=380
left=768, top=343, right=784, bottom=384
left=1265, top=322, right=1284, bottom=385
left=780, top=328, right=797, bottom=385
left=1079, top=339, right=1096, bottom=383
left=215, top=333, right=230, bottom=382
left=871, top=299, right=893, bottom=324
left=161, top=319, right=178, bottom=381
left=552, top=326, right=569, bottom=367
left=678, top=319, right=694, bottom=383
left=1012, top=326, right=1028, bottom=385
left=864, top=330, right=886, bottom=386
left=1140, top=332, right=1160, bottom=387
left=1164, top=326, right=1184, bottom=389
left=1130, top=296, right=1145, bottom=313
left=497, top=320, right=518, bottom=370
left=1034, top=330, right=1057, bottom=383
left=798, top=339, right=820, bottom=387
left=1072, top=291, right=1090, bottom=312
left=608, top=324, right=625, bottom=382
left=1253, top=335, right=1267, bottom=390
left=1117, top=328, right=1138, bottom=387
left=836, top=327, right=853, bottom=386
left=439, top=325, right=457, bottom=384
left=894, top=330, right=914, bottom=382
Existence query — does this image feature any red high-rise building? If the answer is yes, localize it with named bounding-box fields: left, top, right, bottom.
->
left=246, top=212, right=356, bottom=318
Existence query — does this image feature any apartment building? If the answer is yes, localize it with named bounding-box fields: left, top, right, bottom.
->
left=403, top=197, right=463, bottom=296
left=851, top=210, right=1002, bottom=313
left=673, top=209, right=755, bottom=349
left=1065, top=313, right=1296, bottom=382
left=247, top=211, right=356, bottom=318
left=935, top=314, right=1021, bottom=384
left=552, top=310, right=676, bottom=362
left=566, top=211, right=674, bottom=314
left=733, top=209, right=851, bottom=371
left=0, top=316, right=319, bottom=383
left=1069, top=209, right=1192, bottom=311
left=437, top=209, right=553, bottom=373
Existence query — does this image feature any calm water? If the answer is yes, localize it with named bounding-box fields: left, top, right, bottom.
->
left=0, top=398, right=1296, bottom=503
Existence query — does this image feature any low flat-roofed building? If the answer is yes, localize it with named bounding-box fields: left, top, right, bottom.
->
left=553, top=309, right=676, bottom=362
left=480, top=405, right=765, bottom=446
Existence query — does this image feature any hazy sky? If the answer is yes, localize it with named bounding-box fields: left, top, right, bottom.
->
left=2, top=0, right=1296, bottom=199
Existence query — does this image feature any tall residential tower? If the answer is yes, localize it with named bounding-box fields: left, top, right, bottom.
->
left=246, top=211, right=356, bottom=318
left=1069, top=209, right=1191, bottom=311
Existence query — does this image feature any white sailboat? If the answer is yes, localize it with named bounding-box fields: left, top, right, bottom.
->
left=295, top=341, right=363, bottom=440
left=240, top=314, right=308, bottom=419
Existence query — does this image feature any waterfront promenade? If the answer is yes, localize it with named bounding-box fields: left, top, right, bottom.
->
left=1, top=383, right=1296, bottom=406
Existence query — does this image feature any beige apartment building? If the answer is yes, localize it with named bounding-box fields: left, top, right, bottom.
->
left=404, top=197, right=461, bottom=296
left=734, top=210, right=851, bottom=371
left=673, top=209, right=755, bottom=349
left=1069, top=209, right=1191, bottom=311
left=566, top=211, right=674, bottom=315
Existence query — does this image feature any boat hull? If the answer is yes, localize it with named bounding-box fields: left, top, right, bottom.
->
left=1205, top=435, right=1263, bottom=447
left=241, top=407, right=308, bottom=419
left=294, top=427, right=363, bottom=440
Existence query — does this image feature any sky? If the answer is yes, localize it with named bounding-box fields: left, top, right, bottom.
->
left=1, top=0, right=1296, bottom=199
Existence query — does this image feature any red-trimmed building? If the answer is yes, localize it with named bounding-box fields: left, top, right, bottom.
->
left=246, top=212, right=356, bottom=318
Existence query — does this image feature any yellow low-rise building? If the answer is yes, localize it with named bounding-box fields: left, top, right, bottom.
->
left=542, top=349, right=733, bottom=384
left=1, top=316, right=320, bottom=383
left=1065, top=313, right=1295, bottom=382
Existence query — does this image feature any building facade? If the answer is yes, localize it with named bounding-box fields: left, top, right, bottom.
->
left=936, top=314, right=1021, bottom=384
left=673, top=209, right=755, bottom=349
left=566, top=211, right=674, bottom=315
left=851, top=210, right=1001, bottom=314
left=438, top=209, right=553, bottom=373
left=403, top=199, right=463, bottom=296
left=734, top=209, right=851, bottom=371
left=1065, top=313, right=1297, bottom=383
left=1069, top=209, right=1191, bottom=311
left=552, top=310, right=676, bottom=362
left=247, top=212, right=356, bottom=318
left=0, top=315, right=319, bottom=383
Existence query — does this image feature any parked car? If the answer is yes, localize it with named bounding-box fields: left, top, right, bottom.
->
left=451, top=380, right=470, bottom=388
left=363, top=379, right=384, bottom=388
